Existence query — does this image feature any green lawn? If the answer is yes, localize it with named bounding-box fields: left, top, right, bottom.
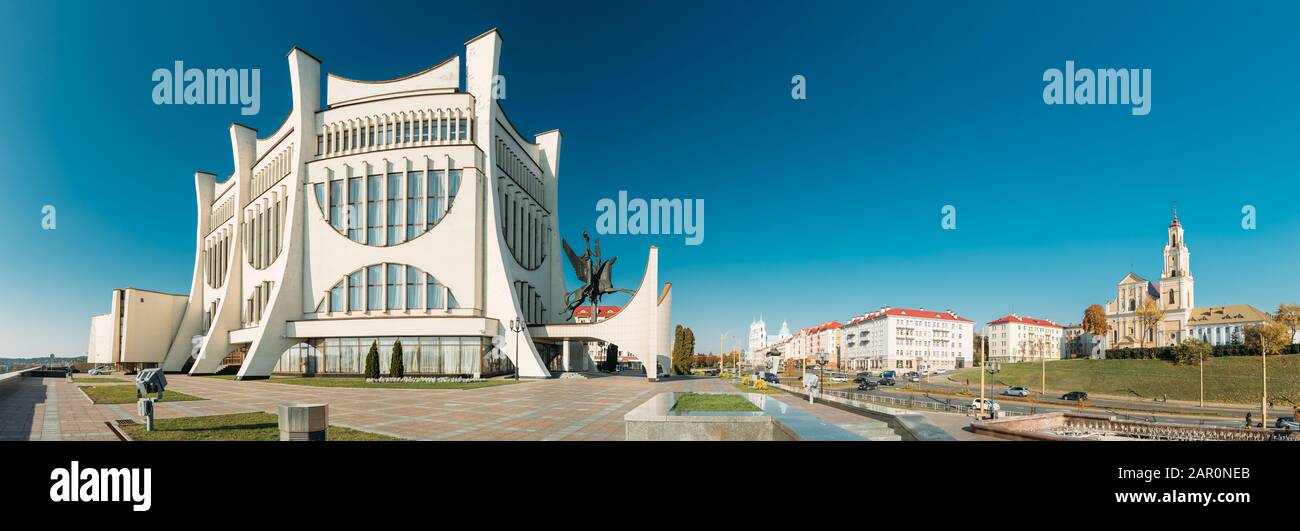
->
left=73, top=377, right=127, bottom=384
left=672, top=393, right=761, bottom=413
left=81, top=385, right=204, bottom=404
left=259, top=377, right=521, bottom=390
left=120, top=412, right=402, bottom=441
left=948, top=355, right=1300, bottom=405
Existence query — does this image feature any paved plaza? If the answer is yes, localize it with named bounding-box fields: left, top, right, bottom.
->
left=0, top=375, right=995, bottom=441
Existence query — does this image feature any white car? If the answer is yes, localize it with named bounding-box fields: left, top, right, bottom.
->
left=933, top=368, right=947, bottom=375
left=1003, top=386, right=1031, bottom=397
left=970, top=398, right=1001, bottom=411
left=831, top=375, right=848, bottom=383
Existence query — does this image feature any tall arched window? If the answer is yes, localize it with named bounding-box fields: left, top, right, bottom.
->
left=317, top=264, right=458, bottom=314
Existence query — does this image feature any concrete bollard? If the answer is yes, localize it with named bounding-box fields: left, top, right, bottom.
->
left=279, top=403, right=328, bottom=441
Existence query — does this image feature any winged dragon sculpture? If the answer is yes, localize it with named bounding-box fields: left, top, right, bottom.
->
left=562, top=231, right=633, bottom=319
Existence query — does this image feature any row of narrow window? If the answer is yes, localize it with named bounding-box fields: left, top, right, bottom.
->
left=500, top=178, right=549, bottom=270
left=494, top=136, right=544, bottom=205
left=209, top=193, right=236, bottom=231
left=245, top=186, right=287, bottom=270
left=243, top=281, right=274, bottom=327
left=315, top=168, right=461, bottom=246
left=203, top=229, right=231, bottom=288
left=251, top=145, right=293, bottom=201
left=317, top=111, right=470, bottom=157
left=515, top=280, right=547, bottom=325
left=319, top=263, right=459, bottom=314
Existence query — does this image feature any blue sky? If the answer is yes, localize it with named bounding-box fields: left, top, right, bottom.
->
left=2, top=0, right=1299, bottom=357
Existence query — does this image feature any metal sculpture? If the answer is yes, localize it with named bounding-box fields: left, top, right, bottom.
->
left=562, top=230, right=632, bottom=318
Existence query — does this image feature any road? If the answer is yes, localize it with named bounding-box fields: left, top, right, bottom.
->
left=899, top=375, right=1295, bottom=421
left=840, top=386, right=1248, bottom=428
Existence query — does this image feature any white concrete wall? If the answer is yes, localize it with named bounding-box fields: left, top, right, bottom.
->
left=87, top=313, right=114, bottom=365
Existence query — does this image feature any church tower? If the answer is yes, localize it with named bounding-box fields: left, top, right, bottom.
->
left=1158, top=207, right=1194, bottom=344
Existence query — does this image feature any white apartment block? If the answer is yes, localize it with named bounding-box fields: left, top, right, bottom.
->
left=840, top=307, right=972, bottom=371
left=985, top=314, right=1064, bottom=363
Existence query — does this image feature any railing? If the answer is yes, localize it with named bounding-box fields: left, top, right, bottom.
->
left=815, top=387, right=1032, bottom=418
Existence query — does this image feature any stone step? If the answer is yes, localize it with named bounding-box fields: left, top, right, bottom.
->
left=837, top=421, right=904, bottom=441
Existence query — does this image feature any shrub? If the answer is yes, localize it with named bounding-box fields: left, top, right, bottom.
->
left=390, top=339, right=405, bottom=378
left=1172, top=338, right=1212, bottom=366
left=364, top=340, right=380, bottom=379
left=742, top=376, right=752, bottom=386
left=753, top=380, right=769, bottom=391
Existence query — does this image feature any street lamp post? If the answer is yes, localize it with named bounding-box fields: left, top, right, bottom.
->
left=508, top=318, right=524, bottom=381
left=979, top=332, right=986, bottom=420
left=1040, top=338, right=1047, bottom=404
left=1262, top=342, right=1269, bottom=429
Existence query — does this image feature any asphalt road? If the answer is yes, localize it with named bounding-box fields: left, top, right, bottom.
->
left=842, top=386, right=1248, bottom=428
left=776, top=374, right=1296, bottom=428
left=902, top=376, right=1296, bottom=420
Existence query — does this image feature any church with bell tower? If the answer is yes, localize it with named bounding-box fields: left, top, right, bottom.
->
left=1103, top=208, right=1195, bottom=349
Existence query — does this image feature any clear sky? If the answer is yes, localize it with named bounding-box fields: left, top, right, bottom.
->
left=2, top=0, right=1299, bottom=357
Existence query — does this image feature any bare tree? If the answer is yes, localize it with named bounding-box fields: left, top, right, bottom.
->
left=1135, top=300, right=1163, bottom=355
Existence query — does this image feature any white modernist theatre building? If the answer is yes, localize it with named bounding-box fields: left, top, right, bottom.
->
left=86, top=29, right=672, bottom=380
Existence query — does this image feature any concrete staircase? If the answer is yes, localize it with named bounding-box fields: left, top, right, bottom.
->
left=837, top=420, right=904, bottom=441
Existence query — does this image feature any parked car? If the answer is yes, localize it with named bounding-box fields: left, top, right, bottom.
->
left=704, top=369, right=720, bottom=376
left=763, top=373, right=780, bottom=384
left=1003, top=386, right=1030, bottom=397
left=1061, top=391, right=1089, bottom=402
left=1276, top=417, right=1300, bottom=430
left=831, top=375, right=848, bottom=383
left=88, top=367, right=108, bottom=375
left=878, top=377, right=897, bottom=386
left=908, top=374, right=920, bottom=383
left=881, top=370, right=897, bottom=379
left=970, top=398, right=1001, bottom=411
left=852, top=372, right=874, bottom=383
left=933, top=368, right=947, bottom=375
left=857, top=380, right=879, bottom=391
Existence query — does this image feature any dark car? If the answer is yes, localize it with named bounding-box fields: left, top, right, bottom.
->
left=852, top=372, right=873, bottom=383
left=762, top=373, right=780, bottom=384
left=857, top=380, right=879, bottom=391
left=878, top=377, right=897, bottom=386
left=1061, top=391, right=1089, bottom=401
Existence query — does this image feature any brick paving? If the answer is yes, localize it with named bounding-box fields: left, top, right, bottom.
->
left=0, top=374, right=986, bottom=441
left=0, top=377, right=122, bottom=441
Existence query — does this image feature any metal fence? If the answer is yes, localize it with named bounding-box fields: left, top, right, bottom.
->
left=778, top=383, right=1032, bottom=419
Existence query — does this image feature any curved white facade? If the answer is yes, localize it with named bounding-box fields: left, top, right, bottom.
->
left=132, top=29, right=643, bottom=380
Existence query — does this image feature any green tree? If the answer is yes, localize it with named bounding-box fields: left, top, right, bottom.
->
left=390, top=339, right=405, bottom=378
left=364, top=340, right=380, bottom=379
left=1171, top=338, right=1211, bottom=366
left=671, top=325, right=687, bottom=374
left=684, top=328, right=696, bottom=367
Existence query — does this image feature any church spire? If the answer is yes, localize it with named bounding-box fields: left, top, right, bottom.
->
left=1170, top=201, right=1180, bottom=227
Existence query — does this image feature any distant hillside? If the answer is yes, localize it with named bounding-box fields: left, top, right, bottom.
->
left=0, top=355, right=88, bottom=372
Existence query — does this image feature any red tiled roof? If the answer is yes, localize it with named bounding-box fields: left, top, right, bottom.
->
left=849, top=307, right=973, bottom=324
left=573, top=305, right=621, bottom=318
left=986, top=314, right=1062, bottom=328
